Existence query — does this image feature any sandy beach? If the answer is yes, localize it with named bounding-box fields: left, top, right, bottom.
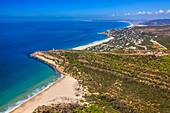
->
left=11, top=76, right=82, bottom=113
left=10, top=54, right=83, bottom=113
left=119, top=21, right=134, bottom=28
left=73, top=37, right=114, bottom=50
left=127, top=23, right=135, bottom=28
left=73, top=21, right=133, bottom=51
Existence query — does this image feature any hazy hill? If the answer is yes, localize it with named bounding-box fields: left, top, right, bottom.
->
left=139, top=19, right=170, bottom=26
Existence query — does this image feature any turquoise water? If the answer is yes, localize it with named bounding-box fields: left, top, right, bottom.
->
left=0, top=21, right=129, bottom=112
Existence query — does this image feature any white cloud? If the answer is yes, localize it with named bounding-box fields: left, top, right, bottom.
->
left=112, top=13, right=115, bottom=16
left=167, top=9, right=170, bottom=13
left=136, top=11, right=142, bottom=14
left=124, top=13, right=131, bottom=16
left=136, top=11, right=146, bottom=15
left=135, top=11, right=152, bottom=15
left=156, top=10, right=164, bottom=14
left=115, top=9, right=169, bottom=16
left=159, top=10, right=164, bottom=13
left=146, top=11, right=152, bottom=14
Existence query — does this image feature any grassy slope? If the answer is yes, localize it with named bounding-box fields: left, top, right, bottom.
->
left=33, top=104, right=104, bottom=113
left=154, top=37, right=170, bottom=50
left=38, top=50, right=170, bottom=113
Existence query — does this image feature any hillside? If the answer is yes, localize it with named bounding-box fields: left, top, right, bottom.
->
left=139, top=19, right=170, bottom=26
left=32, top=50, right=170, bottom=113
left=31, top=24, right=170, bottom=113
left=134, top=25, right=170, bottom=37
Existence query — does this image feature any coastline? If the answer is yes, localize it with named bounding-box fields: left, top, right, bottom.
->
left=73, top=21, right=133, bottom=50
left=10, top=75, right=82, bottom=113
left=9, top=21, right=131, bottom=113
left=119, top=21, right=134, bottom=28
left=72, top=37, right=114, bottom=50
left=10, top=54, right=83, bottom=113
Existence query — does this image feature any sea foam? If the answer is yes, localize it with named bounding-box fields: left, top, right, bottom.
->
left=3, top=74, right=64, bottom=113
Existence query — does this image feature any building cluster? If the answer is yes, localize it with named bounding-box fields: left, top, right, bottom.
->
left=86, top=27, right=154, bottom=52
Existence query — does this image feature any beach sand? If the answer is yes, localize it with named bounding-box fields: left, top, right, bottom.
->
left=10, top=54, right=83, bottom=113
left=73, top=37, right=114, bottom=50
left=10, top=76, right=82, bottom=113
left=127, top=23, right=134, bottom=28
left=119, top=21, right=134, bottom=28
left=72, top=21, right=133, bottom=51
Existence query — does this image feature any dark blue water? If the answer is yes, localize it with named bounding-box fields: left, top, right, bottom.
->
left=0, top=21, right=129, bottom=112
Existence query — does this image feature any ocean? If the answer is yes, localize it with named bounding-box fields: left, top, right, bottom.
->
left=0, top=20, right=129, bottom=112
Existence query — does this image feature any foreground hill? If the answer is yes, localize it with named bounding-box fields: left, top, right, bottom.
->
left=139, top=19, right=170, bottom=26
left=32, top=50, right=170, bottom=113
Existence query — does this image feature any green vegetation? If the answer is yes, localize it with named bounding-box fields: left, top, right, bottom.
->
left=38, top=50, right=170, bottom=113
left=33, top=104, right=105, bottom=113
left=140, top=38, right=152, bottom=46
left=33, top=25, right=170, bottom=113
left=154, top=37, right=170, bottom=50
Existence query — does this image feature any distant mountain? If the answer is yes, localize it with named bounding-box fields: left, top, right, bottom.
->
left=139, top=19, right=170, bottom=26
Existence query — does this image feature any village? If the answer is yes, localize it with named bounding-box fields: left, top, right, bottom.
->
left=86, top=27, right=168, bottom=56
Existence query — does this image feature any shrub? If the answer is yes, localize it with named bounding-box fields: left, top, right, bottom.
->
left=163, top=74, right=169, bottom=79
left=158, top=82, right=164, bottom=85
left=80, top=100, right=84, bottom=102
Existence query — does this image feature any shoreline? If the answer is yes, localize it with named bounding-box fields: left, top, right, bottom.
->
left=8, top=21, right=131, bottom=113
left=10, top=75, right=65, bottom=113
left=72, top=37, right=114, bottom=50
left=10, top=54, right=83, bottom=113
left=119, top=21, right=134, bottom=28
left=73, top=21, right=133, bottom=50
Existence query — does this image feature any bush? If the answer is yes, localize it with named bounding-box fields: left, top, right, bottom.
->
left=80, top=100, right=84, bottom=102
left=163, top=74, right=169, bottom=79
left=158, top=82, right=164, bottom=85
left=85, top=105, right=104, bottom=113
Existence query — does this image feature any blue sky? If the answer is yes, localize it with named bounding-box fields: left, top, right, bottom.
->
left=0, top=0, right=170, bottom=19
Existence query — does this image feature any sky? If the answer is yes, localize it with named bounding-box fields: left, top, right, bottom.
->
left=0, top=0, right=170, bottom=20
